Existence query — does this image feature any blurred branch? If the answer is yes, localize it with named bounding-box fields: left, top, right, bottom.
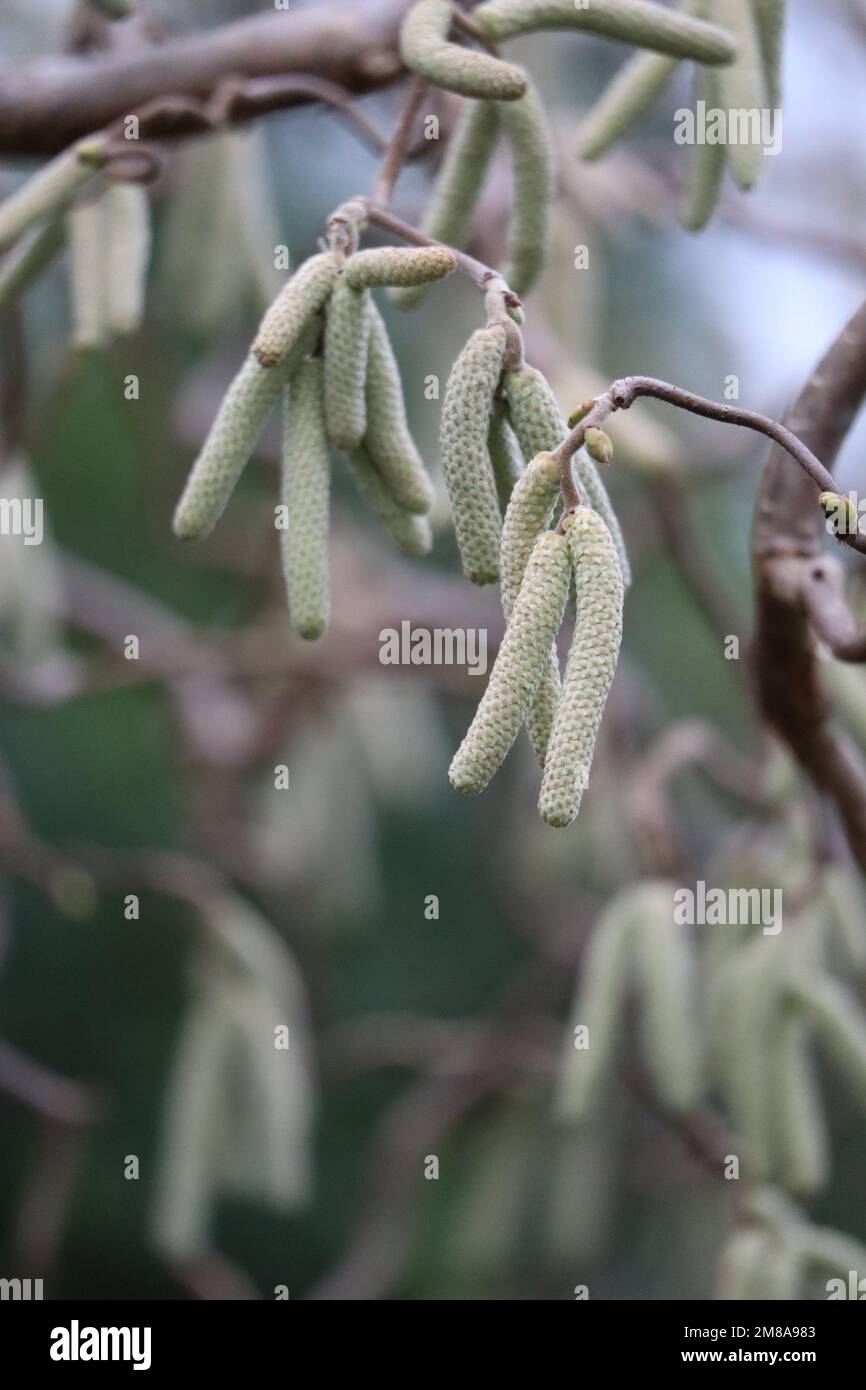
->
left=0, top=0, right=413, bottom=157
left=0, top=1037, right=100, bottom=1125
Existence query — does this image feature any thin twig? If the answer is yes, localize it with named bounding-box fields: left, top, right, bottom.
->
left=372, top=75, right=429, bottom=206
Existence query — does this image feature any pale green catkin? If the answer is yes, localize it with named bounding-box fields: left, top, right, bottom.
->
left=449, top=527, right=571, bottom=794
left=499, top=450, right=561, bottom=762
left=539, top=507, right=623, bottom=827
left=788, top=974, right=866, bottom=1106
left=713, top=940, right=777, bottom=1178
left=105, top=181, right=151, bottom=336
left=346, top=445, right=433, bottom=557
left=281, top=358, right=331, bottom=640
left=633, top=882, right=701, bottom=1112
left=474, top=0, right=738, bottom=63
left=576, top=48, right=680, bottom=160
left=364, top=302, right=435, bottom=514
left=67, top=196, right=107, bottom=351
left=0, top=137, right=105, bottom=252
left=401, top=0, right=528, bottom=101
left=768, top=1011, right=829, bottom=1197
left=498, top=78, right=554, bottom=296
left=751, top=0, right=786, bottom=107
left=391, top=100, right=500, bottom=312
left=324, top=280, right=372, bottom=451
left=0, top=217, right=65, bottom=310
left=680, top=64, right=727, bottom=230
left=253, top=251, right=337, bottom=368
left=504, top=365, right=631, bottom=588
left=717, top=1229, right=797, bottom=1301
left=441, top=325, right=507, bottom=585
left=344, top=245, right=457, bottom=290
left=712, top=0, right=768, bottom=190
left=488, top=398, right=525, bottom=515
left=555, top=885, right=640, bottom=1122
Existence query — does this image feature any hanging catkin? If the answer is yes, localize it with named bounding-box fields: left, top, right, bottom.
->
left=768, top=1011, right=829, bottom=1196
left=344, top=245, right=457, bottom=290
left=680, top=64, right=727, bottom=230
left=498, top=78, right=554, bottom=296
left=105, top=181, right=151, bottom=336
left=441, top=325, right=507, bottom=585
left=253, top=251, right=337, bottom=368
left=488, top=398, right=525, bottom=515
left=450, top=527, right=571, bottom=794
left=504, top=365, right=631, bottom=587
left=67, top=196, right=107, bottom=351
left=0, top=218, right=65, bottom=311
left=401, top=0, right=528, bottom=101
left=751, top=0, right=786, bottom=107
left=474, top=0, right=738, bottom=62
left=712, top=0, right=768, bottom=190
left=391, top=100, right=500, bottom=312
left=555, top=885, right=640, bottom=1121
left=174, top=320, right=320, bottom=542
left=576, top=48, right=680, bottom=160
left=346, top=445, right=433, bottom=557
left=281, top=357, right=331, bottom=640
left=787, top=974, right=866, bottom=1106
left=712, top=939, right=777, bottom=1178
left=324, top=281, right=372, bottom=451
left=499, top=450, right=561, bottom=762
left=539, top=506, right=623, bottom=827
left=364, top=303, right=435, bottom=514
left=633, top=883, right=701, bottom=1111
left=0, top=137, right=105, bottom=253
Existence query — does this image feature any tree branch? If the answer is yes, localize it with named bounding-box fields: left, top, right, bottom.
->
left=0, top=0, right=414, bottom=157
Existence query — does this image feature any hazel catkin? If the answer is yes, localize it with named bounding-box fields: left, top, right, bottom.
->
left=253, top=252, right=337, bottom=369
left=401, top=0, right=528, bottom=101
left=441, top=325, right=508, bottom=585
left=281, top=357, right=331, bottom=640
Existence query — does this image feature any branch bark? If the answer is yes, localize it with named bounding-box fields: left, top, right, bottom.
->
left=0, top=0, right=414, bottom=157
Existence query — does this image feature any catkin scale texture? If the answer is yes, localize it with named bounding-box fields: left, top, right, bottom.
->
left=441, top=326, right=508, bottom=585
left=346, top=445, right=433, bottom=557
left=450, top=529, right=571, bottom=795
left=499, top=450, right=561, bottom=761
left=253, top=252, right=337, bottom=368
left=505, top=365, right=631, bottom=587
left=391, top=100, right=500, bottom=312
left=344, top=245, right=456, bottom=289
left=539, top=508, right=623, bottom=827
left=364, top=303, right=435, bottom=515
left=281, top=358, right=331, bottom=640
left=498, top=79, right=555, bottom=296
left=488, top=398, right=525, bottom=515
left=324, top=280, right=371, bottom=451
left=173, top=353, right=289, bottom=541
left=401, top=0, right=528, bottom=100
left=474, top=0, right=738, bottom=62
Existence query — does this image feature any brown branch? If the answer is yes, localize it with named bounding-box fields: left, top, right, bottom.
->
left=372, top=74, right=429, bottom=206
left=751, top=297, right=866, bottom=873
left=0, top=0, right=414, bottom=157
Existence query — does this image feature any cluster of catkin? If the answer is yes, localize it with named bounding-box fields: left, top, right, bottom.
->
left=441, top=328, right=627, bottom=826
left=397, top=0, right=746, bottom=286
left=556, top=869, right=866, bottom=1198
left=172, top=241, right=456, bottom=639
left=576, top=0, right=786, bottom=230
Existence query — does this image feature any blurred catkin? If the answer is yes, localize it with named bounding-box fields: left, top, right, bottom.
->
left=474, top=0, right=738, bottom=62
left=363, top=302, right=435, bottom=514
left=752, top=0, right=786, bottom=107
left=768, top=1011, right=829, bottom=1196
left=539, top=507, right=623, bottom=827
left=253, top=251, right=337, bottom=368
left=67, top=196, right=107, bottom=351
left=401, top=0, right=528, bottom=100
left=346, top=444, right=433, bottom=557
left=105, top=181, right=151, bottom=336
left=713, top=0, right=768, bottom=190
left=0, top=137, right=105, bottom=252
left=450, top=527, right=571, bottom=794
left=499, top=450, right=561, bottom=761
left=498, top=78, right=554, bottom=296
left=281, top=358, right=331, bottom=640
left=344, top=245, right=457, bottom=289
left=441, top=325, right=508, bottom=584
left=633, top=882, right=701, bottom=1111
left=324, top=280, right=372, bottom=451
left=576, top=47, right=680, bottom=161
left=391, top=99, right=500, bottom=312
left=0, top=218, right=65, bottom=311
left=679, top=64, right=727, bottom=230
